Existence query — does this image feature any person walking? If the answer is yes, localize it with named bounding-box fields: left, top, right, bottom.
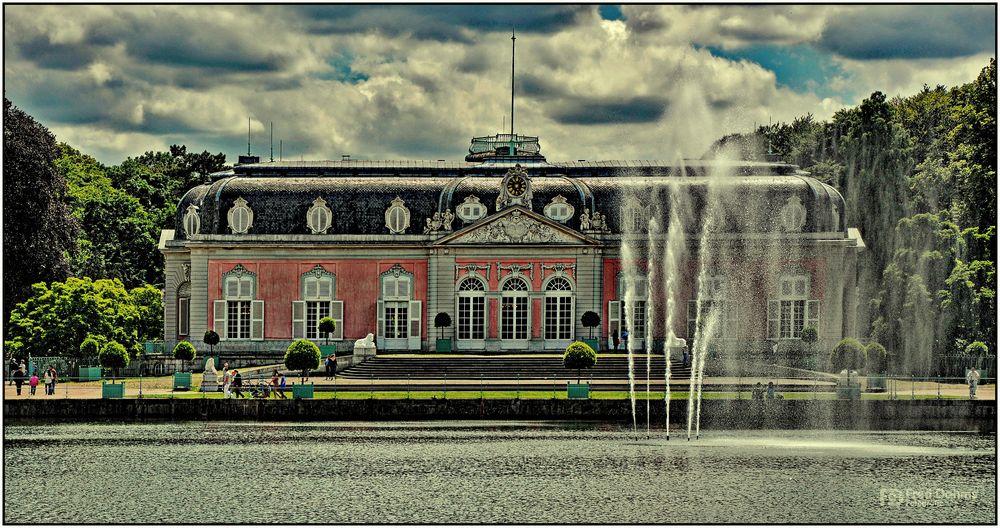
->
left=330, top=355, right=337, bottom=380
left=232, top=370, right=244, bottom=399
left=612, top=333, right=620, bottom=352
left=621, top=329, right=629, bottom=351
left=13, top=367, right=25, bottom=396
left=967, top=367, right=981, bottom=400
left=43, top=368, right=52, bottom=396
left=49, top=367, right=58, bottom=396
left=8, top=357, right=18, bottom=386
left=221, top=364, right=232, bottom=399
left=29, top=372, right=39, bottom=396
left=325, top=355, right=334, bottom=380
left=276, top=373, right=288, bottom=400
left=766, top=381, right=776, bottom=400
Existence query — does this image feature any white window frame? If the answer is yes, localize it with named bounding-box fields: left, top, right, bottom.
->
left=767, top=275, right=819, bottom=340
left=457, top=276, right=487, bottom=342
left=214, top=266, right=263, bottom=341
left=543, top=276, right=574, bottom=341
left=687, top=275, right=738, bottom=339
left=377, top=265, right=420, bottom=350
left=500, top=276, right=530, bottom=343
left=615, top=272, right=648, bottom=343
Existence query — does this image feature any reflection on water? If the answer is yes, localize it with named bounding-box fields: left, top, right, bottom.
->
left=3, top=421, right=994, bottom=524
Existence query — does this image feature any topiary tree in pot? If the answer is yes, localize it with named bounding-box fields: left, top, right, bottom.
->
left=285, top=339, right=321, bottom=383
left=581, top=311, right=601, bottom=339
left=79, top=336, right=102, bottom=361
left=318, top=317, right=336, bottom=347
left=563, top=340, right=598, bottom=384
left=865, top=342, right=890, bottom=374
left=99, top=340, right=130, bottom=382
left=434, top=312, right=452, bottom=352
left=172, top=340, right=197, bottom=373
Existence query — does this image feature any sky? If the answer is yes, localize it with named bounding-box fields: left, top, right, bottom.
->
left=3, top=4, right=995, bottom=165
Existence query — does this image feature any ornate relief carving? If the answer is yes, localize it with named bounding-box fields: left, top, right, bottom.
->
left=496, top=164, right=532, bottom=211
left=454, top=263, right=491, bottom=282
left=464, top=210, right=569, bottom=244
left=779, top=195, right=807, bottom=232
left=181, top=263, right=191, bottom=282
left=497, top=262, right=535, bottom=281
left=303, top=264, right=332, bottom=280
left=580, top=208, right=609, bottom=233
left=422, top=209, right=456, bottom=234
left=541, top=262, right=577, bottom=278
left=222, top=263, right=255, bottom=280
left=381, top=263, right=409, bottom=279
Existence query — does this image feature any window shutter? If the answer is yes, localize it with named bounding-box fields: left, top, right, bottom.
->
left=767, top=300, right=780, bottom=340
left=398, top=278, right=411, bottom=299
left=608, top=300, right=620, bottom=348
left=251, top=300, right=264, bottom=341
left=214, top=300, right=227, bottom=339
left=382, top=279, right=395, bottom=299
left=305, top=278, right=318, bottom=299
left=376, top=300, right=385, bottom=339
left=409, top=300, right=422, bottom=339
left=806, top=300, right=820, bottom=329
left=240, top=277, right=253, bottom=298
left=291, top=301, right=306, bottom=340
left=225, top=279, right=239, bottom=299
left=318, top=278, right=332, bottom=299
left=331, top=301, right=344, bottom=340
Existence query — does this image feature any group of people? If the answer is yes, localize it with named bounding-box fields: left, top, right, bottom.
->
left=217, top=362, right=288, bottom=399
left=751, top=381, right=779, bottom=400
left=8, top=359, right=59, bottom=397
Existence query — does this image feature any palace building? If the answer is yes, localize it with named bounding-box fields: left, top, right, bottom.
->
left=159, top=133, right=865, bottom=355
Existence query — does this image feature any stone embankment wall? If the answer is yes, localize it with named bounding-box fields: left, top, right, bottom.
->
left=4, top=399, right=995, bottom=432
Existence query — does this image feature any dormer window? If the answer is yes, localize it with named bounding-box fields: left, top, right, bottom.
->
left=385, top=197, right=410, bottom=234
left=227, top=197, right=253, bottom=234
left=544, top=195, right=575, bottom=223
left=182, top=205, right=201, bottom=237
left=457, top=195, right=487, bottom=223
left=307, top=197, right=333, bottom=234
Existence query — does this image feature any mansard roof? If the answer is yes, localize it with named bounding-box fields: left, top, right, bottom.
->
left=175, top=159, right=847, bottom=240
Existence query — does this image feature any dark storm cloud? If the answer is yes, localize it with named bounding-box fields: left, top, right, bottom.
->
left=819, top=5, right=995, bottom=60
left=17, top=35, right=99, bottom=70
left=519, top=74, right=565, bottom=99
left=550, top=96, right=669, bottom=125
left=289, top=5, right=586, bottom=41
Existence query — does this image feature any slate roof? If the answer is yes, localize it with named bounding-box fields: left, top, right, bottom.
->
left=177, top=160, right=846, bottom=239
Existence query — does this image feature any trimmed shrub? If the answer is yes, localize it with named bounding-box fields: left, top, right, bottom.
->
left=866, top=342, right=890, bottom=373
left=318, top=317, right=337, bottom=345
left=203, top=330, right=220, bottom=356
left=99, top=340, right=130, bottom=380
left=563, top=341, right=598, bottom=383
left=173, top=341, right=197, bottom=372
left=581, top=311, right=601, bottom=338
left=285, top=339, right=321, bottom=382
left=800, top=327, right=818, bottom=344
left=434, top=312, right=452, bottom=339
left=829, top=338, right=866, bottom=372
left=79, top=336, right=102, bottom=359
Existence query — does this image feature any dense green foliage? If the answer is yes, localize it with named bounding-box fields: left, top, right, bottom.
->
left=800, top=327, right=818, bottom=344
left=318, top=317, right=337, bottom=344
left=172, top=341, right=197, bottom=371
left=563, top=341, right=598, bottom=382
left=708, top=59, right=996, bottom=374
left=5, top=277, right=159, bottom=359
left=434, top=312, right=452, bottom=339
left=285, top=339, right=321, bottom=381
left=79, top=337, right=102, bottom=359
left=3, top=99, right=79, bottom=329
left=581, top=311, right=601, bottom=338
left=829, top=338, right=866, bottom=372
left=866, top=342, right=890, bottom=373
left=964, top=341, right=989, bottom=356
left=99, top=340, right=130, bottom=379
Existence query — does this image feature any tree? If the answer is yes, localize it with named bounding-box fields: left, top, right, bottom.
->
left=866, top=342, right=890, bottom=374
left=318, top=317, right=336, bottom=347
left=581, top=311, right=601, bottom=339
left=99, top=340, right=130, bottom=381
left=172, top=341, right=197, bottom=372
left=130, top=285, right=163, bottom=342
left=434, top=312, right=452, bottom=340
left=830, top=338, right=866, bottom=372
left=203, top=330, right=220, bottom=357
left=79, top=336, right=103, bottom=361
left=285, top=339, right=321, bottom=383
left=3, top=99, right=78, bottom=329
left=6, top=277, right=141, bottom=359
left=563, top=341, right=597, bottom=383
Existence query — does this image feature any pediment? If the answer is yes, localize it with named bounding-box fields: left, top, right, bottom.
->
left=433, top=206, right=597, bottom=246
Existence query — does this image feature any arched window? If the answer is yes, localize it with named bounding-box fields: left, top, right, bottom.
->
left=687, top=275, right=738, bottom=340
left=227, top=197, right=253, bottom=234
left=457, top=277, right=486, bottom=341
left=377, top=265, right=420, bottom=349
left=292, top=267, right=342, bottom=341
left=500, top=277, right=529, bottom=341
left=214, top=265, right=263, bottom=340
left=610, top=272, right=647, bottom=348
left=544, top=277, right=574, bottom=341
left=307, top=197, right=333, bottom=234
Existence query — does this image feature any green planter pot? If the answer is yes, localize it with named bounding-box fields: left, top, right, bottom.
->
left=567, top=383, right=590, bottom=399
left=436, top=338, right=452, bottom=353
left=319, top=345, right=337, bottom=358
left=836, top=385, right=861, bottom=400
left=867, top=375, right=887, bottom=393
left=102, top=382, right=124, bottom=399
left=79, top=367, right=102, bottom=382
left=582, top=338, right=600, bottom=353
left=173, top=372, right=193, bottom=390
left=292, top=383, right=314, bottom=399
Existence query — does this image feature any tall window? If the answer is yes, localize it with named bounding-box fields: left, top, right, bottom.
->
left=377, top=265, right=421, bottom=348
left=612, top=273, right=647, bottom=340
left=544, top=277, right=574, bottom=340
left=501, top=277, right=530, bottom=340
left=768, top=275, right=819, bottom=339
left=457, top=277, right=485, bottom=340
left=177, top=282, right=191, bottom=338
left=214, top=265, right=263, bottom=341
left=292, top=268, right=343, bottom=341
left=687, top=276, right=738, bottom=339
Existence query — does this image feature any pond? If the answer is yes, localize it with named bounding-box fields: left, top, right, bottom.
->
left=3, top=421, right=994, bottom=524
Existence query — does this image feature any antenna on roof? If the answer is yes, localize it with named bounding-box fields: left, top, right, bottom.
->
left=509, top=27, right=516, bottom=155
left=279, top=140, right=283, bottom=161
left=270, top=122, right=274, bottom=162
left=247, top=117, right=251, bottom=156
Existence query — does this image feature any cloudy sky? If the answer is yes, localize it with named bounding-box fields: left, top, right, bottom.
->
left=4, top=4, right=995, bottom=165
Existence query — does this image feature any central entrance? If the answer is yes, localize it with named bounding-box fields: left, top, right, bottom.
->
left=500, top=276, right=530, bottom=350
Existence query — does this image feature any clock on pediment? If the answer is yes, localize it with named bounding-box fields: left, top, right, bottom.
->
left=496, top=164, right=533, bottom=211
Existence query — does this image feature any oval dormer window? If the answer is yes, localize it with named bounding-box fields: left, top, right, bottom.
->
left=544, top=195, right=575, bottom=223
left=183, top=204, right=201, bottom=237
left=227, top=197, right=253, bottom=234
left=457, top=195, right=486, bottom=223
left=307, top=197, right=333, bottom=234
left=385, top=196, right=410, bottom=234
